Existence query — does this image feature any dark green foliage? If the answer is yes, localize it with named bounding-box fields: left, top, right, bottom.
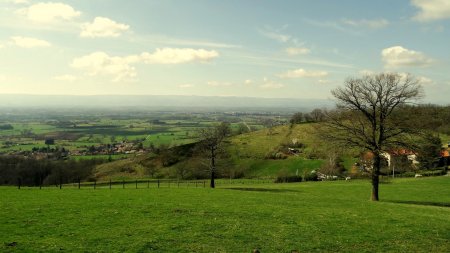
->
left=0, top=156, right=104, bottom=186
left=0, top=124, right=13, bottom=130
left=416, top=134, right=442, bottom=169
left=274, top=175, right=302, bottom=183
left=44, top=138, right=55, bottom=145
left=290, top=112, right=304, bottom=124
left=303, top=170, right=318, bottom=181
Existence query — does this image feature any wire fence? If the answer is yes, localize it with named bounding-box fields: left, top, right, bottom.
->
left=14, top=178, right=275, bottom=190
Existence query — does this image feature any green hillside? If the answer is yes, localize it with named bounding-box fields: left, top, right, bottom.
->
left=92, top=124, right=329, bottom=181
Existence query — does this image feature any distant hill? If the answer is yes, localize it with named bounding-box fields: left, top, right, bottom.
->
left=0, top=94, right=333, bottom=111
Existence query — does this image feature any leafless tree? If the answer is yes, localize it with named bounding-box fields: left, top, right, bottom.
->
left=323, top=73, right=423, bottom=201
left=310, top=108, right=325, bottom=122
left=198, top=122, right=231, bottom=188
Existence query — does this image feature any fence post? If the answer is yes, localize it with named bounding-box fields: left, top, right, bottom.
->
left=59, top=176, right=62, bottom=189
left=18, top=178, right=21, bottom=190
left=109, top=179, right=112, bottom=190
left=147, top=180, right=150, bottom=188
left=158, top=179, right=160, bottom=188
left=78, top=178, right=81, bottom=189
left=94, top=180, right=96, bottom=190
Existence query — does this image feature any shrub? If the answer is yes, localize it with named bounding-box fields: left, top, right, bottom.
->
left=275, top=175, right=302, bottom=183
left=303, top=170, right=318, bottom=181
left=265, top=152, right=288, bottom=160
left=401, top=171, right=416, bottom=177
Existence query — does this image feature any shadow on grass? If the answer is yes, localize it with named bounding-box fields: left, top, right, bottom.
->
left=383, top=200, right=450, bottom=208
left=223, top=187, right=299, bottom=193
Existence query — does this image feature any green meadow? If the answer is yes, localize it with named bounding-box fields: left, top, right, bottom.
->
left=1, top=177, right=449, bottom=252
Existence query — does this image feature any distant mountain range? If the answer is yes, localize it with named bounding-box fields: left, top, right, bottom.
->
left=0, top=94, right=334, bottom=111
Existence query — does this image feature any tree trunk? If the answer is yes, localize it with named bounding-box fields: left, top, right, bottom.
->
left=371, top=153, right=381, bottom=201
left=210, top=170, right=215, bottom=188
left=210, top=148, right=215, bottom=188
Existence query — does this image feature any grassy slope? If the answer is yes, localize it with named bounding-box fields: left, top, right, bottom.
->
left=226, top=123, right=326, bottom=177
left=93, top=123, right=327, bottom=180
left=1, top=177, right=449, bottom=252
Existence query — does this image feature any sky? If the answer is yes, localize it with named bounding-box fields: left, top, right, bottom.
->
left=0, top=0, right=449, bottom=103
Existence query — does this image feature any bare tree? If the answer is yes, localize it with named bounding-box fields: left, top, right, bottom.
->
left=323, top=73, right=422, bottom=201
left=310, top=108, right=325, bottom=122
left=198, top=122, right=231, bottom=188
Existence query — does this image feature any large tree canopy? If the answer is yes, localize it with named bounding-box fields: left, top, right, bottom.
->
left=324, top=73, right=423, bottom=201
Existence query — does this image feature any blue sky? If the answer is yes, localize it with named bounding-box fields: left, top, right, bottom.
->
left=0, top=0, right=449, bottom=103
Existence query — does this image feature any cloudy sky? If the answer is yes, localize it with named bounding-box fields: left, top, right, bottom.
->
left=0, top=0, right=449, bottom=103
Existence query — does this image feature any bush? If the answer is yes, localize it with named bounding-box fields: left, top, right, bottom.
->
left=265, top=152, right=288, bottom=160
left=401, top=172, right=416, bottom=177
left=275, top=175, right=302, bottom=183
left=303, top=171, right=318, bottom=181
left=420, top=169, right=446, bottom=177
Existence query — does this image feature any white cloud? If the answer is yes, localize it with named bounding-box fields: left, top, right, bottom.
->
left=285, top=47, right=310, bottom=56
left=71, top=52, right=137, bottom=82
left=80, top=17, right=130, bottom=38
left=259, top=29, right=291, bottom=43
left=411, top=0, right=450, bottom=21
left=18, top=2, right=81, bottom=23
left=71, top=48, right=219, bottom=82
left=305, top=19, right=360, bottom=35
left=417, top=76, right=433, bottom=85
left=341, top=18, right=389, bottom=29
left=11, top=36, right=51, bottom=48
left=381, top=46, right=433, bottom=68
left=0, top=43, right=4, bottom=49
left=142, top=48, right=219, bottom=64
left=244, top=79, right=253, bottom=85
left=53, top=75, right=77, bottom=82
left=279, top=68, right=328, bottom=78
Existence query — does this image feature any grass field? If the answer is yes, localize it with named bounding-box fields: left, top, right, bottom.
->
left=1, top=177, right=449, bottom=252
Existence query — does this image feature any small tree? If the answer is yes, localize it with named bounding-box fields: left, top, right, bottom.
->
left=310, top=108, right=325, bottom=122
left=323, top=73, right=422, bottom=201
left=198, top=122, right=231, bottom=188
left=290, top=112, right=304, bottom=124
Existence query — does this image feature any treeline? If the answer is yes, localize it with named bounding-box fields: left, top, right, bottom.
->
left=394, top=104, right=450, bottom=135
left=290, top=108, right=325, bottom=124
left=0, top=124, right=13, bottom=130
left=291, top=105, right=450, bottom=133
left=0, top=156, right=105, bottom=186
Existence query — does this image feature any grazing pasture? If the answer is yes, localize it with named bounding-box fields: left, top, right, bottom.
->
left=1, top=177, right=449, bottom=252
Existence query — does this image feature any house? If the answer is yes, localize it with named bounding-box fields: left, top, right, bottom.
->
left=441, top=149, right=449, bottom=158
left=383, top=149, right=419, bottom=167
